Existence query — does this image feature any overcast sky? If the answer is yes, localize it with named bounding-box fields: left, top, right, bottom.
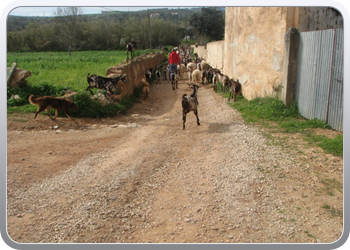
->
left=8, top=6, right=189, bottom=17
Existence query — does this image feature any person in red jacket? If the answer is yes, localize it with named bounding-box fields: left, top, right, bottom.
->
left=168, top=48, right=181, bottom=80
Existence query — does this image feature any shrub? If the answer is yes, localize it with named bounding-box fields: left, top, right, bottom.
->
left=7, top=83, right=68, bottom=107
left=70, top=90, right=141, bottom=119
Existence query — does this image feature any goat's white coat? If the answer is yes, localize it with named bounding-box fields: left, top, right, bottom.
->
left=192, top=69, right=202, bottom=84
left=177, top=64, right=186, bottom=79
left=187, top=62, right=197, bottom=82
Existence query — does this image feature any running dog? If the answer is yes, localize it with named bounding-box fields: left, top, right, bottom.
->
left=28, top=94, right=78, bottom=120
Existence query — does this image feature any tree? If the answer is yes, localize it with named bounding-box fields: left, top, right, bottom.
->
left=189, top=7, right=225, bottom=43
left=54, top=7, right=84, bottom=55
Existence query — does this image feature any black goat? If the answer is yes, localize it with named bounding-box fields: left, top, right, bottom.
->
left=86, top=73, right=126, bottom=95
left=145, top=68, right=153, bottom=81
left=162, top=64, right=168, bottom=81
left=155, top=66, right=161, bottom=84
left=201, top=69, right=214, bottom=85
left=126, top=40, right=137, bottom=60
left=182, top=84, right=201, bottom=130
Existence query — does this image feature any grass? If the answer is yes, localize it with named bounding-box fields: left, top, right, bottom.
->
left=214, top=83, right=343, bottom=157
left=7, top=50, right=151, bottom=118
left=322, top=204, right=343, bottom=217
left=7, top=50, right=131, bottom=91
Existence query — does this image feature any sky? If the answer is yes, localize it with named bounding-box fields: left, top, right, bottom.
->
left=8, top=6, right=189, bottom=17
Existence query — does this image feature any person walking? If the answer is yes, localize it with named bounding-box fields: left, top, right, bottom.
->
left=168, top=48, right=181, bottom=80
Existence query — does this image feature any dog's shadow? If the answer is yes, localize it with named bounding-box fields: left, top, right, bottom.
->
left=35, top=116, right=81, bottom=130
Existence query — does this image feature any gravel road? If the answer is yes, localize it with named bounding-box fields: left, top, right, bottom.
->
left=7, top=78, right=343, bottom=244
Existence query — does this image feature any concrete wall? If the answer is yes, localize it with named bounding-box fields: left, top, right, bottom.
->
left=106, top=51, right=165, bottom=100
left=206, top=41, right=225, bottom=70
left=193, top=45, right=207, bottom=60
left=224, top=7, right=290, bottom=100
left=194, top=41, right=225, bottom=70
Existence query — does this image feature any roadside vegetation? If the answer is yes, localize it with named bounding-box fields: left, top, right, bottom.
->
left=216, top=84, right=343, bottom=157
left=7, top=50, right=147, bottom=118
left=8, top=49, right=343, bottom=157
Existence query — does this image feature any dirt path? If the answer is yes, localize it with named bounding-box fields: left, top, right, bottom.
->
left=7, top=78, right=343, bottom=244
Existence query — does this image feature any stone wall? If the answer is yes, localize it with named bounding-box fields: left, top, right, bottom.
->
left=106, top=51, right=165, bottom=100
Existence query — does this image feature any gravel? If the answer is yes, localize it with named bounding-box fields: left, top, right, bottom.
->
left=7, top=80, right=343, bottom=244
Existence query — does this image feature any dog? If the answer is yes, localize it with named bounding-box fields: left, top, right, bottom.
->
left=28, top=94, right=78, bottom=120
left=141, top=78, right=150, bottom=101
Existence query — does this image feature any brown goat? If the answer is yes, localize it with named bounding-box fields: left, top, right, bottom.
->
left=228, top=79, right=242, bottom=102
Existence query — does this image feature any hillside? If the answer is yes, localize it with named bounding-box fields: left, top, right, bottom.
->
left=7, top=8, right=202, bottom=32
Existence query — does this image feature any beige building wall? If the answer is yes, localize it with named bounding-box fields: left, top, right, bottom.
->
left=193, top=7, right=342, bottom=102
left=206, top=40, right=225, bottom=70
left=193, top=45, right=207, bottom=60
left=224, top=7, right=293, bottom=100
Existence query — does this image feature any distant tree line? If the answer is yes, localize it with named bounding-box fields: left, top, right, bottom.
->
left=7, top=7, right=225, bottom=52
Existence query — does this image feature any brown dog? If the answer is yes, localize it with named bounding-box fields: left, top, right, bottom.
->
left=141, top=78, right=150, bottom=100
left=28, top=94, right=78, bottom=120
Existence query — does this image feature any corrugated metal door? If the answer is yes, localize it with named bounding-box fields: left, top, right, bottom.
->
left=295, top=29, right=343, bottom=132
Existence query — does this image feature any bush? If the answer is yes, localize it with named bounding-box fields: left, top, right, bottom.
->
left=7, top=83, right=68, bottom=106
left=7, top=83, right=142, bottom=119
left=70, top=90, right=141, bottom=119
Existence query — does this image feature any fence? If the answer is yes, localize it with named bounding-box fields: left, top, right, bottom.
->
left=295, top=29, right=343, bottom=132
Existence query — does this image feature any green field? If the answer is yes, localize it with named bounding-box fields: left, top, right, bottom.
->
left=7, top=50, right=148, bottom=91
left=7, top=50, right=156, bottom=118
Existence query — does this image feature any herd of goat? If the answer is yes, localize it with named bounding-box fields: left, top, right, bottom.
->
left=86, top=44, right=242, bottom=129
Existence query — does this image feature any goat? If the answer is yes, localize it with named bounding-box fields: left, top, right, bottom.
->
left=141, top=78, right=150, bottom=100
left=201, top=69, right=214, bottom=85
left=145, top=68, right=153, bottom=81
left=192, top=69, right=202, bottom=85
left=86, top=73, right=126, bottom=96
left=212, top=71, right=229, bottom=93
left=155, top=66, right=161, bottom=84
left=126, top=40, right=137, bottom=60
left=182, top=84, right=201, bottom=130
left=186, top=62, right=197, bottom=82
left=228, top=79, right=242, bottom=102
left=177, top=64, right=186, bottom=80
left=200, top=60, right=209, bottom=71
left=194, top=53, right=199, bottom=63
left=162, top=64, right=168, bottom=81
left=168, top=64, right=178, bottom=90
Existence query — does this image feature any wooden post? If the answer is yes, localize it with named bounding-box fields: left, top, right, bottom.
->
left=281, top=27, right=299, bottom=107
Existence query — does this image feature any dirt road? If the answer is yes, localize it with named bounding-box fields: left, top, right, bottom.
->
left=7, top=78, right=343, bottom=244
